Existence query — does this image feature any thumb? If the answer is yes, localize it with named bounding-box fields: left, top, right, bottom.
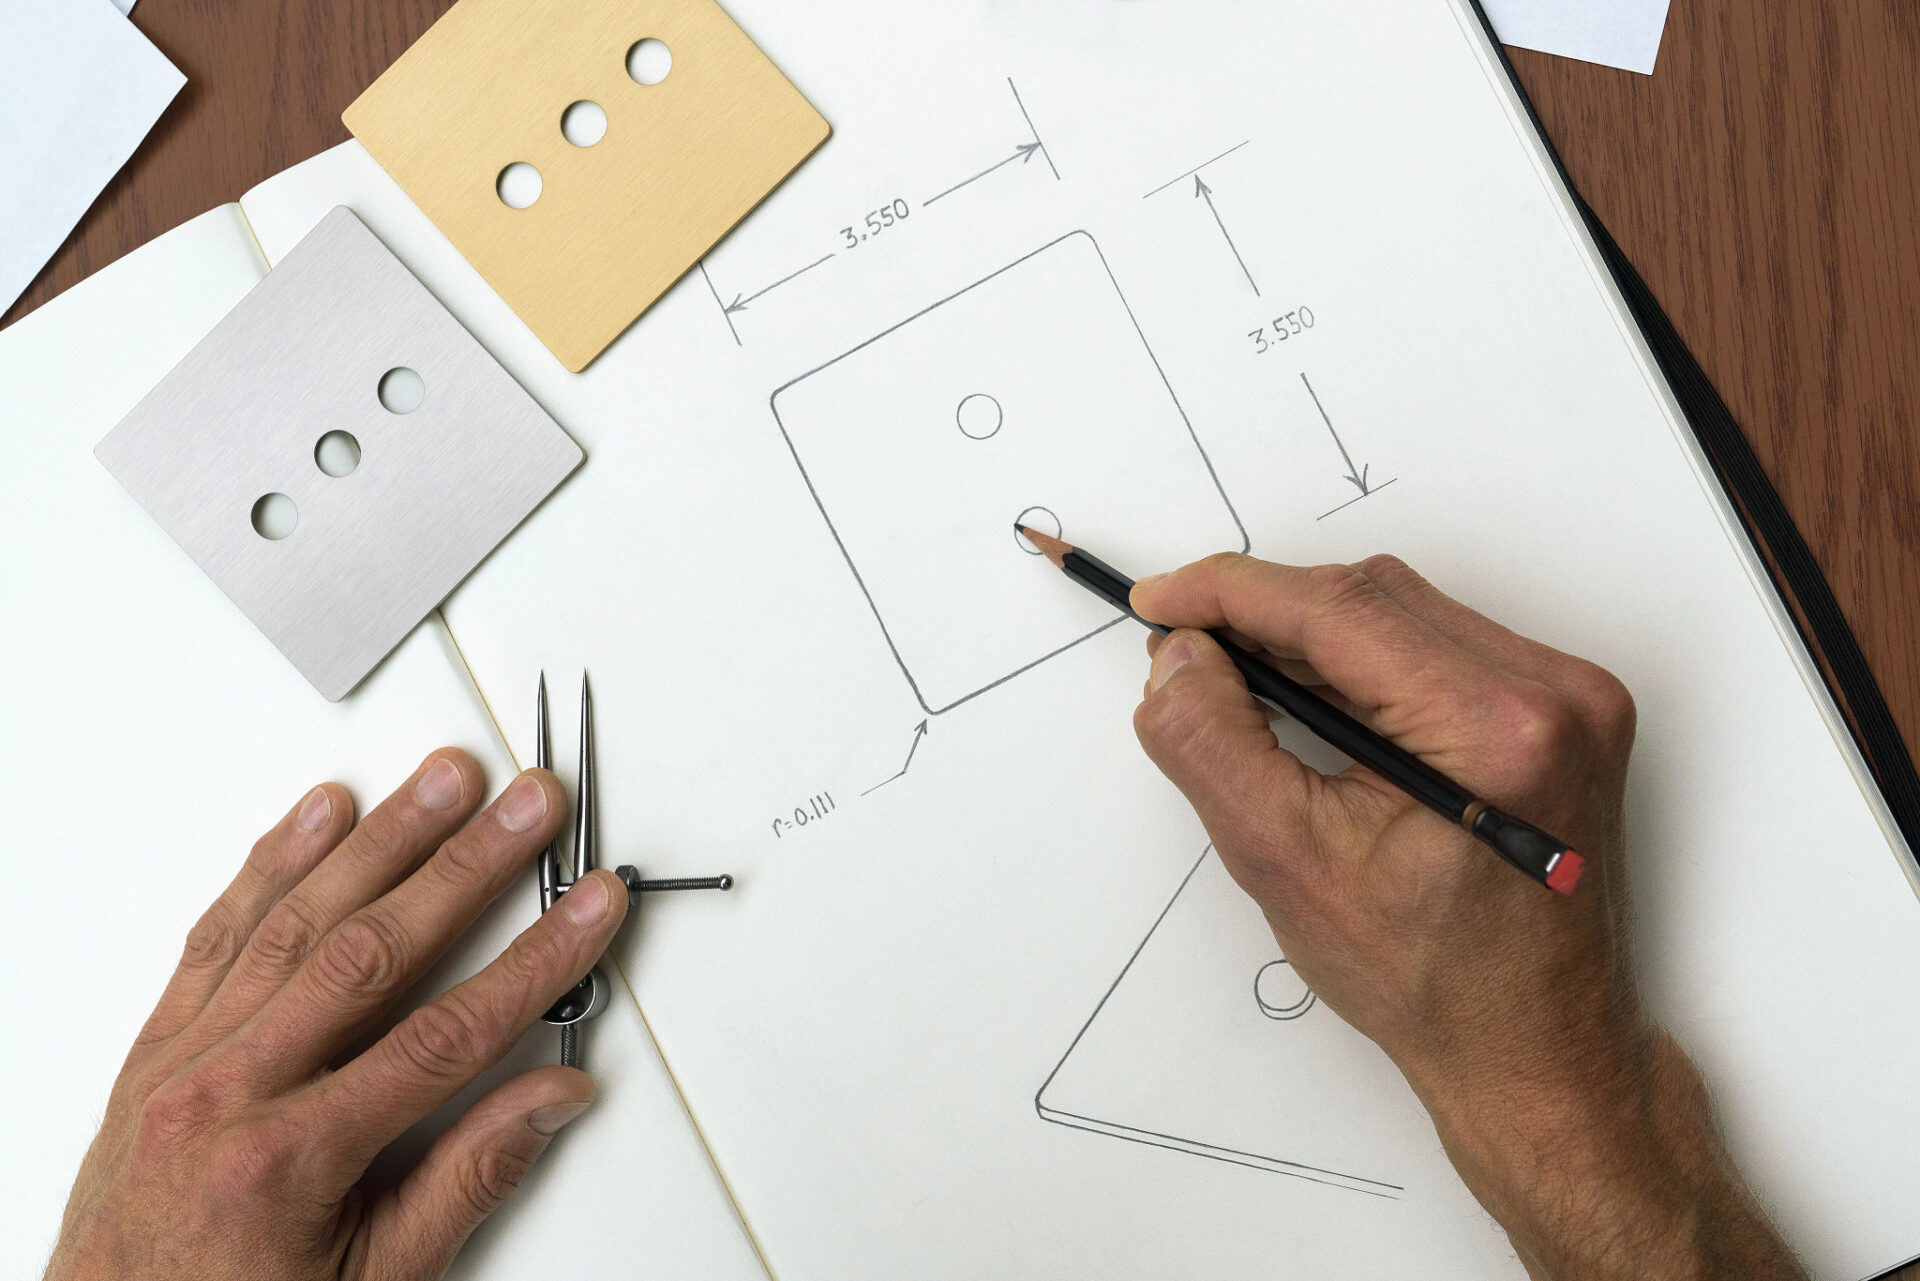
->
left=1133, top=630, right=1321, bottom=869
left=360, top=1066, right=593, bottom=1281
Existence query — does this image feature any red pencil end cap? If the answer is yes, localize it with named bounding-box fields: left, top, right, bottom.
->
left=1546, top=850, right=1586, bottom=895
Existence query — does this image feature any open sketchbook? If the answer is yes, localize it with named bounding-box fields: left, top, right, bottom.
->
left=6, top=2, right=1920, bottom=1279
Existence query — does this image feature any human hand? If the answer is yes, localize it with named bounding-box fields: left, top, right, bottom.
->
left=1130, top=553, right=1803, bottom=1281
left=45, top=750, right=628, bottom=1281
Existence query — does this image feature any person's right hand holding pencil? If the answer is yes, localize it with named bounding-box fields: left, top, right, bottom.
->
left=1128, top=551, right=1806, bottom=1281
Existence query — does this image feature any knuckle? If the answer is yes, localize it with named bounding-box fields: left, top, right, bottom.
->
left=1298, top=565, right=1386, bottom=656
left=207, top=1118, right=299, bottom=1202
left=310, top=912, right=407, bottom=999
left=346, top=819, right=406, bottom=872
left=1135, top=677, right=1223, bottom=765
left=459, top=1143, right=536, bottom=1218
left=1135, top=679, right=1198, bottom=748
left=136, top=1074, right=222, bottom=1156
left=1565, top=660, right=1638, bottom=742
left=502, top=923, right=572, bottom=989
left=181, top=901, right=245, bottom=972
left=1304, top=563, right=1377, bottom=614
left=392, top=997, right=491, bottom=1081
left=1198, top=550, right=1251, bottom=576
left=249, top=898, right=325, bottom=972
left=247, top=831, right=303, bottom=883
left=1488, top=685, right=1583, bottom=772
left=1355, top=552, right=1415, bottom=587
left=434, top=830, right=497, bottom=885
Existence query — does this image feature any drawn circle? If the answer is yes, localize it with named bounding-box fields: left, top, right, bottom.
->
left=378, top=367, right=426, bottom=415
left=561, top=99, right=608, bottom=147
left=1254, top=959, right=1316, bottom=1020
left=1014, top=505, right=1062, bottom=555
left=626, top=38, right=673, bottom=85
left=314, top=430, right=361, bottom=478
left=250, top=493, right=298, bottom=541
left=956, top=393, right=1004, bottom=440
left=496, top=161, right=542, bottom=209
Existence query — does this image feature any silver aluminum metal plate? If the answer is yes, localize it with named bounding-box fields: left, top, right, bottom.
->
left=96, top=206, right=583, bottom=701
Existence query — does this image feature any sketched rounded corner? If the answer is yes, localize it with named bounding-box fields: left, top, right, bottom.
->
left=1031, top=845, right=1402, bottom=1198
left=766, top=230, right=1251, bottom=717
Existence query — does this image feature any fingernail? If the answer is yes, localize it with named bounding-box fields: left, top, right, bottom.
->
left=496, top=774, right=548, bottom=833
left=1150, top=634, right=1195, bottom=692
left=528, top=1099, right=591, bottom=1136
left=415, top=758, right=462, bottom=811
left=562, top=874, right=610, bottom=925
left=1134, top=571, right=1168, bottom=591
left=296, top=787, right=332, bottom=832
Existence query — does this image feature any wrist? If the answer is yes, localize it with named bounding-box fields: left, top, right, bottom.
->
left=1411, top=1026, right=1802, bottom=1280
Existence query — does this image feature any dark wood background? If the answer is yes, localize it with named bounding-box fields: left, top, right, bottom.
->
left=5, top=3, right=1916, bottom=1272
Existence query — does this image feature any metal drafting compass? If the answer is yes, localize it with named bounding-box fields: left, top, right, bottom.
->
left=536, top=673, right=733, bottom=1067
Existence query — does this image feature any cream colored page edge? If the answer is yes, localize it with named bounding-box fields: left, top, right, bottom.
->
left=430, top=607, right=782, bottom=1279
left=232, top=186, right=779, bottom=1280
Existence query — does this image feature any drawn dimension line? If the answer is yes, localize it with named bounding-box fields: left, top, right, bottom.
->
left=700, top=252, right=838, bottom=345
left=1302, top=372, right=1397, bottom=520
left=924, top=77, right=1061, bottom=206
left=1318, top=478, right=1399, bottom=521
left=1196, top=175, right=1258, bottom=296
left=1008, top=76, right=1061, bottom=180
left=861, top=718, right=930, bottom=796
left=926, top=144, right=1042, bottom=205
left=1143, top=140, right=1250, bottom=199
left=725, top=252, right=835, bottom=314
left=697, top=260, right=740, bottom=347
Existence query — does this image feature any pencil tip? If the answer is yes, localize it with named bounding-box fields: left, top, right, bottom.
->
left=1015, top=523, right=1071, bottom=568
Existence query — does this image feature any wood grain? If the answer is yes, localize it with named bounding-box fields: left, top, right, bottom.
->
left=0, top=0, right=455, bottom=330
left=4, top=4, right=1916, bottom=1272
left=1505, top=0, right=1920, bottom=782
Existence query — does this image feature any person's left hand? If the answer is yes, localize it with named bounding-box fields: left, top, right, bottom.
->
left=45, top=749, right=628, bottom=1281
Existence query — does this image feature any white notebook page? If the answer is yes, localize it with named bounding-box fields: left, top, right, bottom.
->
left=0, top=208, right=763, bottom=1280
left=235, top=1, right=1920, bottom=1277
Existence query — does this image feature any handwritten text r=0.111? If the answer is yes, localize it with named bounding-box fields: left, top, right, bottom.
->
left=771, top=792, right=838, bottom=838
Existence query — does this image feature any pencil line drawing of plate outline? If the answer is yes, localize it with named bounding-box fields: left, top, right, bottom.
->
left=1034, top=846, right=1405, bottom=1198
left=768, top=230, right=1249, bottom=716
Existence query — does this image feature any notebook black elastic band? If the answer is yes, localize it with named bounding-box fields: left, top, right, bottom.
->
left=1462, top=0, right=1920, bottom=857
left=1576, top=205, right=1920, bottom=854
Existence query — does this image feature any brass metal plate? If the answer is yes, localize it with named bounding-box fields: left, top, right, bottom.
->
left=344, top=0, right=830, bottom=372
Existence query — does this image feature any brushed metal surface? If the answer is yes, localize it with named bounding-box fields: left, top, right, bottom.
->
left=95, top=206, right=583, bottom=701
left=342, top=0, right=829, bottom=371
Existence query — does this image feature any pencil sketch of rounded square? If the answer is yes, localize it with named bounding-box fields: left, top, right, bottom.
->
left=769, top=232, right=1248, bottom=716
left=1035, top=848, right=1454, bottom=1199
left=93, top=207, right=583, bottom=703
left=342, top=0, right=830, bottom=372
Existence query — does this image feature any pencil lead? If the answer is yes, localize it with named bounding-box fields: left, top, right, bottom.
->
left=1016, top=523, right=1071, bottom=568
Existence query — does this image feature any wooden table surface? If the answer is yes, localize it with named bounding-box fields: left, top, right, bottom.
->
left=6, top=3, right=1917, bottom=1275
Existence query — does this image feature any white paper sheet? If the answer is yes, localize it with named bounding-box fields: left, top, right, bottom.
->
left=0, top=207, right=764, bottom=1281
left=0, top=0, right=180, bottom=314
left=1478, top=0, right=1671, bottom=75
left=237, top=0, right=1920, bottom=1275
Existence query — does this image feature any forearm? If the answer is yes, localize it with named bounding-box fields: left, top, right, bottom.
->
left=1415, top=1028, right=1807, bottom=1281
